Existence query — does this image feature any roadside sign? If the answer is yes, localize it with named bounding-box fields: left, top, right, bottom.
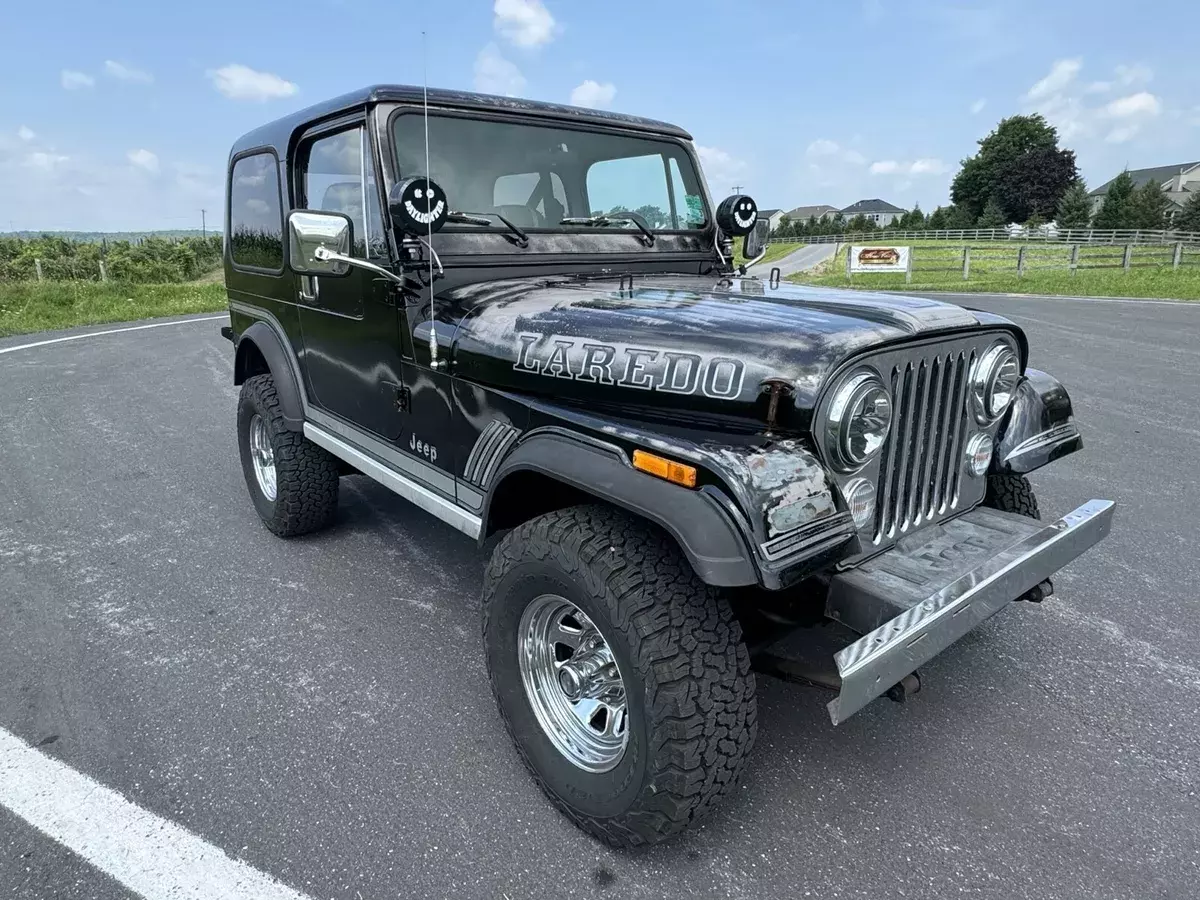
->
left=848, top=245, right=911, bottom=274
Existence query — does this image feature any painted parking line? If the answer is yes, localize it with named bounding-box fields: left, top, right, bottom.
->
left=0, top=727, right=315, bottom=900
left=0, top=315, right=227, bottom=357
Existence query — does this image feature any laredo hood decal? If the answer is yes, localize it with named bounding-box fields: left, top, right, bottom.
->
left=449, top=275, right=996, bottom=423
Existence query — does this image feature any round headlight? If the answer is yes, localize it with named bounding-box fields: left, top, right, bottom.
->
left=970, top=342, right=1020, bottom=424
left=826, top=372, right=892, bottom=471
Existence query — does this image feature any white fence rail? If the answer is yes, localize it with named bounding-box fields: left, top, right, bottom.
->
left=772, top=227, right=1200, bottom=247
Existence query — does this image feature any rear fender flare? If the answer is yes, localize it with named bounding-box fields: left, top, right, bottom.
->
left=235, top=321, right=305, bottom=431
left=482, top=430, right=759, bottom=587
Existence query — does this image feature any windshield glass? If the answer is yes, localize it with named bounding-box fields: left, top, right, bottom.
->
left=391, top=113, right=709, bottom=232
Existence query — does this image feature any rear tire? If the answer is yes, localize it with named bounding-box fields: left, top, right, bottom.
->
left=984, top=472, right=1040, bottom=519
left=482, top=505, right=757, bottom=848
left=237, top=374, right=340, bottom=537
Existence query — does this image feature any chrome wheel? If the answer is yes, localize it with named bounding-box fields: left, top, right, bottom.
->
left=518, top=595, right=629, bottom=773
left=248, top=413, right=277, bottom=501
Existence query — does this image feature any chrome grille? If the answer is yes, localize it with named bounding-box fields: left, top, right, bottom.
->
left=872, top=347, right=976, bottom=545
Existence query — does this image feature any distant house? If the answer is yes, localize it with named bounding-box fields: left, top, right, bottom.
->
left=840, top=199, right=907, bottom=227
left=1089, top=162, right=1200, bottom=220
left=785, top=204, right=840, bottom=223
left=756, top=208, right=785, bottom=231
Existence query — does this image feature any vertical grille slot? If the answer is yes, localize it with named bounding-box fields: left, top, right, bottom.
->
left=871, top=347, right=974, bottom=547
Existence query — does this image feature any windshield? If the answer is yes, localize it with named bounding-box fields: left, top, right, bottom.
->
left=391, top=113, right=709, bottom=233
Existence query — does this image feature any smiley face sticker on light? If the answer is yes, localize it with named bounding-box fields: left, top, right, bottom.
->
left=715, top=194, right=758, bottom=237
left=390, top=176, right=449, bottom=235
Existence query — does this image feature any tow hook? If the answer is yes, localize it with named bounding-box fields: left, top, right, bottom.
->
left=1016, top=579, right=1054, bottom=603
left=885, top=672, right=921, bottom=704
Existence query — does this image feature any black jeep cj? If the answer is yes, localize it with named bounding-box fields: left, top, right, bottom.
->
left=222, top=85, right=1114, bottom=847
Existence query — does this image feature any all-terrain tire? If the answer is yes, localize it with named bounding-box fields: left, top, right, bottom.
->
left=237, top=374, right=340, bottom=537
left=482, top=505, right=757, bottom=848
left=984, top=472, right=1040, bottom=519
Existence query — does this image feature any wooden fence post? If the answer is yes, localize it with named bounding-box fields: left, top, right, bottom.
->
left=1069, top=244, right=1079, bottom=276
left=846, top=244, right=852, bottom=282
left=34, top=258, right=43, bottom=281
left=1173, top=242, right=1183, bottom=270
left=1016, top=246, right=1026, bottom=277
left=905, top=248, right=913, bottom=284
left=98, top=260, right=107, bottom=282
left=962, top=247, right=971, bottom=280
left=1122, top=244, right=1133, bottom=272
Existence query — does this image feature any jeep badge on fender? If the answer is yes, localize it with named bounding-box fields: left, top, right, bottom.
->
left=221, top=84, right=1114, bottom=848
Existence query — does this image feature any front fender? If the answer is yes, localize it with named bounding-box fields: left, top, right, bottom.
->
left=994, top=368, right=1083, bottom=475
left=235, top=321, right=305, bottom=431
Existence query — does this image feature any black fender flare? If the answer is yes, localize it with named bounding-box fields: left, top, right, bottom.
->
left=994, top=367, right=1083, bottom=475
left=482, top=430, right=759, bottom=587
left=234, top=321, right=305, bottom=431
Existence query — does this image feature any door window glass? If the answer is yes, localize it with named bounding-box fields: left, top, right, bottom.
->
left=303, top=128, right=386, bottom=258
left=228, top=153, right=283, bottom=270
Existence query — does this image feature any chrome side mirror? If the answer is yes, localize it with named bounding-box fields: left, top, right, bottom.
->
left=287, top=210, right=353, bottom=276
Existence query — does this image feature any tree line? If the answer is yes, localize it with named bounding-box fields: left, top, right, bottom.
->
left=772, top=115, right=1200, bottom=240
left=0, top=234, right=223, bottom=283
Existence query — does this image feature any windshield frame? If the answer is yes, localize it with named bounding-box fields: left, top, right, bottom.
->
left=380, top=105, right=715, bottom=240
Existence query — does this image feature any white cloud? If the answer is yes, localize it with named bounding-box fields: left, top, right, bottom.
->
left=806, top=139, right=865, bottom=166
left=61, top=70, right=95, bottom=90
left=127, top=148, right=159, bottom=173
left=206, top=64, right=297, bottom=101
left=569, top=80, right=616, bottom=109
left=1085, top=81, right=1112, bottom=94
left=910, top=158, right=949, bottom=175
left=17, top=125, right=35, bottom=142
left=1025, top=58, right=1081, bottom=101
left=104, top=60, right=154, bottom=84
left=970, top=98, right=986, bottom=115
left=696, top=145, right=746, bottom=195
left=473, top=44, right=526, bottom=96
left=1104, top=126, right=1139, bottom=144
left=24, top=151, right=69, bottom=170
left=869, top=160, right=902, bottom=175
left=493, top=0, right=557, bottom=48
left=1115, top=63, right=1152, bottom=87
left=806, top=139, right=840, bottom=157
left=870, top=159, right=947, bottom=176
left=1106, top=91, right=1161, bottom=118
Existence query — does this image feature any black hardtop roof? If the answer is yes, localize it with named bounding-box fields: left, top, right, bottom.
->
left=230, top=84, right=692, bottom=158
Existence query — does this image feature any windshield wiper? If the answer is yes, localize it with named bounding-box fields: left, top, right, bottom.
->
left=447, top=210, right=529, bottom=248
left=561, top=215, right=655, bottom=246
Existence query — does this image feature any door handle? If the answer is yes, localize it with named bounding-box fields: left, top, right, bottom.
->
left=299, top=275, right=320, bottom=303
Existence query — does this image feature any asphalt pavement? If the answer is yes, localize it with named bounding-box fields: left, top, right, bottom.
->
left=1, top=295, right=1198, bottom=899
left=748, top=242, right=837, bottom=277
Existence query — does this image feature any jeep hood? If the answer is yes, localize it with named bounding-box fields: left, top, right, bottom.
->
left=449, top=274, right=1008, bottom=428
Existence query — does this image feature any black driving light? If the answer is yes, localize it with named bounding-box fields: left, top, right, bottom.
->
left=970, top=341, right=1020, bottom=424
left=389, top=176, right=450, bottom=235
left=826, top=371, right=893, bottom=472
left=715, top=194, right=758, bottom=237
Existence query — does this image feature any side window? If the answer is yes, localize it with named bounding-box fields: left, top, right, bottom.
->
left=493, top=172, right=569, bottom=226
left=229, top=152, right=284, bottom=270
left=586, top=154, right=672, bottom=230
left=669, top=158, right=705, bottom=228
left=302, top=127, right=386, bottom=258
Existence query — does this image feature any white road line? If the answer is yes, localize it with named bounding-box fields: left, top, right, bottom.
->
left=0, top=727, right=316, bottom=900
left=0, top=315, right=227, bottom=357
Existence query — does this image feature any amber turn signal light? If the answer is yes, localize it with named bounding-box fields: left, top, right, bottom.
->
left=632, top=450, right=698, bottom=488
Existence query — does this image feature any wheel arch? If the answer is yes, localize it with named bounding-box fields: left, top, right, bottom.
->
left=234, top=320, right=305, bottom=431
left=480, top=430, right=759, bottom=588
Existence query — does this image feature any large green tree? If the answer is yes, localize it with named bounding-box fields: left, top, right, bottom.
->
left=1176, top=192, right=1200, bottom=232
left=1092, top=170, right=1136, bottom=229
left=1129, top=179, right=1170, bottom=230
left=977, top=196, right=1007, bottom=227
left=1056, top=179, right=1092, bottom=229
left=951, top=114, right=1078, bottom=222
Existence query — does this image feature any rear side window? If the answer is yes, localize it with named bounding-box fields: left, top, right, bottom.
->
left=229, top=152, right=284, bottom=271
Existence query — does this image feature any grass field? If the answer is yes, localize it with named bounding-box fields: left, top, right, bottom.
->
left=732, top=237, right=798, bottom=268
left=0, top=281, right=228, bottom=338
left=788, top=240, right=1200, bottom=300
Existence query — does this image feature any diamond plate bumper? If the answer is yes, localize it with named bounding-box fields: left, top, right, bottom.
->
left=826, top=499, right=1115, bottom=724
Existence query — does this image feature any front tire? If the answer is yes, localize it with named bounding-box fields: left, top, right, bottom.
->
left=482, top=505, right=757, bottom=847
left=237, top=374, right=340, bottom=537
left=984, top=472, right=1040, bottom=519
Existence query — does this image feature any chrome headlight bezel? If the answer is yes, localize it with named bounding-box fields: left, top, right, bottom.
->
left=970, top=341, right=1020, bottom=424
left=825, top=370, right=893, bottom=472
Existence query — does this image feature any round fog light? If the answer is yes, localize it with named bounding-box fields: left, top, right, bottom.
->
left=966, top=433, right=993, bottom=477
left=844, top=478, right=875, bottom=530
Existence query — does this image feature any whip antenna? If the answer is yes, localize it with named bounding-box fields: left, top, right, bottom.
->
left=422, top=30, right=440, bottom=368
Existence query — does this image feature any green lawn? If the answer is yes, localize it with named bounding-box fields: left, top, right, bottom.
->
left=789, top=241, right=1200, bottom=300
left=0, top=281, right=228, bottom=338
left=733, top=238, right=801, bottom=268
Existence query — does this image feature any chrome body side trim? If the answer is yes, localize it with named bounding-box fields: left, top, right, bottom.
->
left=304, top=422, right=483, bottom=539
left=1003, top=422, right=1079, bottom=464
left=827, top=498, right=1115, bottom=724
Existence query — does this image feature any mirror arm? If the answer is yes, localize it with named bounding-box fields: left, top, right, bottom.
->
left=739, top=247, right=769, bottom=274
left=313, top=247, right=406, bottom=285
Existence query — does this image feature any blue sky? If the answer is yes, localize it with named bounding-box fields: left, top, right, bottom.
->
left=1, top=0, right=1197, bottom=231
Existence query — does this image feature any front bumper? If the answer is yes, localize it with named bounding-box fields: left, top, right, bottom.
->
left=824, top=499, right=1115, bottom=724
